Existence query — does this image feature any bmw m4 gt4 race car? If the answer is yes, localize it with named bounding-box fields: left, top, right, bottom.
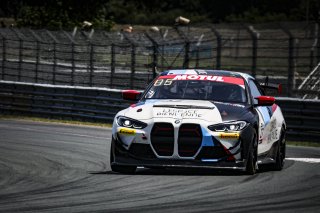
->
left=110, top=69, right=286, bottom=175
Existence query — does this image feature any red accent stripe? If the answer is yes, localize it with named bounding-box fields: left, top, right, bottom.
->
left=272, top=104, right=278, bottom=112
left=221, top=144, right=235, bottom=161
left=158, top=75, right=177, bottom=79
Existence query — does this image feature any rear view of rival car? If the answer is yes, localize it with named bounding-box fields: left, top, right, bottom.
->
left=110, top=69, right=286, bottom=175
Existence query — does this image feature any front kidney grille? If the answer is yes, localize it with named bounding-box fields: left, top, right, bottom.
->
left=178, top=124, right=202, bottom=157
left=151, top=123, right=174, bottom=156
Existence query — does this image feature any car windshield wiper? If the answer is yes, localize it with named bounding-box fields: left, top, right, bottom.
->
left=153, top=105, right=214, bottom=109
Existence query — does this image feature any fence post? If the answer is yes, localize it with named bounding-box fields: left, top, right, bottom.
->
left=71, top=42, right=75, bottom=86
left=195, top=46, right=200, bottom=68
left=35, top=41, right=40, bottom=83
left=110, top=43, right=115, bottom=88
left=184, top=41, right=190, bottom=68
left=131, top=44, right=136, bottom=88
left=245, top=25, right=259, bottom=77
left=145, top=32, right=159, bottom=79
left=14, top=36, right=22, bottom=81
left=10, top=29, right=25, bottom=82
left=62, top=30, right=77, bottom=86
left=281, top=25, right=295, bottom=97
left=211, top=27, right=222, bottom=69
left=122, top=32, right=136, bottom=88
left=29, top=30, right=44, bottom=83
left=317, top=21, right=320, bottom=64
left=52, top=41, right=57, bottom=85
left=89, top=43, right=94, bottom=87
left=18, top=38, right=23, bottom=81
left=46, top=30, right=59, bottom=85
left=0, top=34, right=5, bottom=80
left=174, top=26, right=190, bottom=68
left=81, top=29, right=95, bottom=87
left=310, top=43, right=315, bottom=72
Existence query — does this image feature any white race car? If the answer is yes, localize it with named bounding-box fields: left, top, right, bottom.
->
left=110, top=69, right=286, bottom=174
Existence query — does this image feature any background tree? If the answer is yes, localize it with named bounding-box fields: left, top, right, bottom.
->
left=0, top=0, right=319, bottom=29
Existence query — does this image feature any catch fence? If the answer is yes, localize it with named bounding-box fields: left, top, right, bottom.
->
left=0, top=21, right=319, bottom=97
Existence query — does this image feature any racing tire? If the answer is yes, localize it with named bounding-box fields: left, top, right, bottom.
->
left=110, top=139, right=137, bottom=174
left=272, top=128, right=286, bottom=171
left=245, top=132, right=258, bottom=175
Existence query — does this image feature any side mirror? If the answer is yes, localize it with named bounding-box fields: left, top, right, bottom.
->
left=254, top=96, right=275, bottom=106
left=122, top=90, right=141, bottom=101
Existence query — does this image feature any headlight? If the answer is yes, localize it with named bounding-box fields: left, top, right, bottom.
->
left=116, top=116, right=147, bottom=129
left=208, top=121, right=247, bottom=132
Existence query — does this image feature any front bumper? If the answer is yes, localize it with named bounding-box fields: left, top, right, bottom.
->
left=111, top=134, right=249, bottom=170
left=112, top=122, right=255, bottom=170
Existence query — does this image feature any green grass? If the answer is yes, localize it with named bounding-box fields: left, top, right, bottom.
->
left=287, top=141, right=320, bottom=148
left=0, top=114, right=112, bottom=128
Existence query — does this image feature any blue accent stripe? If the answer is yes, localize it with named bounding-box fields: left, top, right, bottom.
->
left=201, top=159, right=219, bottom=162
left=258, top=106, right=271, bottom=125
left=201, top=126, right=214, bottom=147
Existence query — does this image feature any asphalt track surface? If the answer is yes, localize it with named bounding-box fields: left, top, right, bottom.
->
left=0, top=119, right=319, bottom=213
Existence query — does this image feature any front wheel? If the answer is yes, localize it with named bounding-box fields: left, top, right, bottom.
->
left=245, top=133, right=258, bottom=175
left=110, top=138, right=137, bottom=174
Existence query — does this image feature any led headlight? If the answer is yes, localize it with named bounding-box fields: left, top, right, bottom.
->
left=117, top=116, right=147, bottom=129
left=208, top=121, right=247, bottom=132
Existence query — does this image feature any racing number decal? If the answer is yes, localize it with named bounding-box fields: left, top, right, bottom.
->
left=164, top=79, right=173, bottom=85
left=154, top=79, right=163, bottom=86
left=154, top=79, right=173, bottom=86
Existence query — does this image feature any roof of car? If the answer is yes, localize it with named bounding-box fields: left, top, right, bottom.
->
left=160, top=69, right=253, bottom=80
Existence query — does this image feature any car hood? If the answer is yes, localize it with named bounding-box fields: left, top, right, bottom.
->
left=122, top=99, right=251, bottom=123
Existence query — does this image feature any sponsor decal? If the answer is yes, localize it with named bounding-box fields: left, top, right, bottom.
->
left=173, top=75, right=224, bottom=81
left=267, top=119, right=278, bottom=143
left=119, top=128, right=136, bottom=135
left=156, top=108, right=202, bottom=118
left=219, top=133, right=240, bottom=139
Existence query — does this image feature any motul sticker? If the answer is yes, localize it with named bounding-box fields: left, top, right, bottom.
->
left=219, top=133, right=240, bottom=139
left=173, top=75, right=224, bottom=81
left=158, top=75, right=244, bottom=86
left=119, top=128, right=136, bottom=135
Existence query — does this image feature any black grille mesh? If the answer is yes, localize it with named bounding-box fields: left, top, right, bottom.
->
left=151, top=123, right=174, bottom=156
left=178, top=124, right=202, bottom=157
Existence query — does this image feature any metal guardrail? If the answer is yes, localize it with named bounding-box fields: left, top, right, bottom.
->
left=0, top=81, right=319, bottom=142
left=0, top=81, right=131, bottom=122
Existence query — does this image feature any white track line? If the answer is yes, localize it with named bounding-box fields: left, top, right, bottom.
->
left=286, top=158, right=320, bottom=163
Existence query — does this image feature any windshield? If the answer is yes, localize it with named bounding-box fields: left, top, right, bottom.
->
left=143, top=75, right=247, bottom=103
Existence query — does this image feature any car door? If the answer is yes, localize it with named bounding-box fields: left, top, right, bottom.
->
left=248, top=79, right=274, bottom=154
